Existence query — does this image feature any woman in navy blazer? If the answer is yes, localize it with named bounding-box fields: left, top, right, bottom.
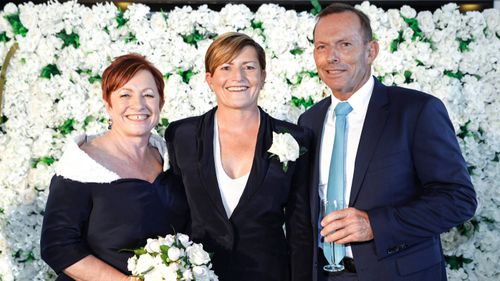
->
left=165, top=32, right=313, bottom=281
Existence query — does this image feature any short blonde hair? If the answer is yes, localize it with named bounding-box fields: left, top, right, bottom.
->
left=205, top=32, right=266, bottom=74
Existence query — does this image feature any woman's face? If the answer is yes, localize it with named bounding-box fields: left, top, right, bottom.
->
left=105, top=69, right=162, bottom=138
left=206, top=46, right=266, bottom=111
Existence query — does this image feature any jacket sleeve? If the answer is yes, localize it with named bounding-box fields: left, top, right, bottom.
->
left=40, top=175, right=92, bottom=274
left=367, top=97, right=477, bottom=258
left=286, top=128, right=314, bottom=281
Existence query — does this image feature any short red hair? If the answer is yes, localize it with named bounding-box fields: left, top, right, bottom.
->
left=101, top=53, right=164, bottom=106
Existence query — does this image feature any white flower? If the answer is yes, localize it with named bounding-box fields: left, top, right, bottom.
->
left=186, top=244, right=211, bottom=266
left=268, top=132, right=301, bottom=171
left=145, top=238, right=162, bottom=253
left=167, top=246, right=182, bottom=261
left=135, top=253, right=156, bottom=274
left=192, top=265, right=211, bottom=281
left=182, top=269, right=194, bottom=280
left=3, top=2, right=18, bottom=14
left=177, top=233, right=193, bottom=248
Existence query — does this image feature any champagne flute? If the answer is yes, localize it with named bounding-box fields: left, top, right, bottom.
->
left=321, top=198, right=345, bottom=272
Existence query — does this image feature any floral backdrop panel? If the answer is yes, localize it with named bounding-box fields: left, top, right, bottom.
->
left=0, top=1, right=498, bottom=280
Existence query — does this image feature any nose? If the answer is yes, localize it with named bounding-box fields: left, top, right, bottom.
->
left=327, top=47, right=340, bottom=64
left=231, top=67, right=244, bottom=81
left=131, top=93, right=146, bottom=109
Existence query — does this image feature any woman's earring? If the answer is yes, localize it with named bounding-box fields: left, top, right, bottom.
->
left=108, top=119, right=112, bottom=130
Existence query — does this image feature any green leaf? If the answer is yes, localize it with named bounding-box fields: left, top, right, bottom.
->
left=124, top=32, right=137, bottom=43
left=251, top=19, right=263, bottom=30
left=376, top=75, right=385, bottom=83
left=404, top=70, right=413, bottom=83
left=493, top=152, right=499, bottom=162
left=0, top=32, right=9, bottom=42
left=163, top=73, right=172, bottom=80
left=31, top=156, right=56, bottom=168
left=57, top=118, right=76, bottom=136
left=458, top=38, right=473, bottom=52
left=402, top=16, right=425, bottom=42
left=415, top=59, right=424, bottom=66
left=444, top=70, right=464, bottom=80
left=82, top=116, right=94, bottom=130
left=88, top=75, right=101, bottom=84
left=0, top=208, right=4, bottom=214
left=116, top=11, right=128, bottom=28
left=290, top=48, right=304, bottom=55
left=13, top=250, right=35, bottom=263
left=159, top=245, right=169, bottom=254
left=390, top=31, right=404, bottom=53
left=444, top=255, right=473, bottom=270
left=182, top=29, right=204, bottom=47
left=4, top=13, right=28, bottom=37
left=291, top=96, right=314, bottom=109
left=177, top=68, right=194, bottom=84
left=310, top=0, right=322, bottom=16
left=457, top=120, right=471, bottom=139
left=40, top=64, right=61, bottom=79
left=56, top=30, right=80, bottom=49
left=155, top=118, right=169, bottom=136
left=133, top=248, right=147, bottom=255
left=456, top=219, right=479, bottom=238
left=0, top=115, right=7, bottom=125
left=467, top=165, right=476, bottom=176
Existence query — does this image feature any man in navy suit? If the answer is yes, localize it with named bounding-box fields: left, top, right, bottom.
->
left=298, top=3, right=477, bottom=281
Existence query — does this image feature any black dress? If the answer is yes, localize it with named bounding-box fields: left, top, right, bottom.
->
left=40, top=135, right=189, bottom=281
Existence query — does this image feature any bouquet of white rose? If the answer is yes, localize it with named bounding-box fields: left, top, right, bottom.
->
left=127, top=233, right=219, bottom=281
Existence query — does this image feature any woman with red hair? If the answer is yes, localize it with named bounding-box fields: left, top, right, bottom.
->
left=40, top=53, right=189, bottom=281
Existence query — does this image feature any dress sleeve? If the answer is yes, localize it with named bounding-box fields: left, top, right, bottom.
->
left=40, top=175, right=93, bottom=274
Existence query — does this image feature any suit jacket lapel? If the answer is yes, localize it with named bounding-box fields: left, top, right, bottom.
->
left=349, top=78, right=390, bottom=206
left=197, top=108, right=228, bottom=219
left=231, top=108, right=271, bottom=218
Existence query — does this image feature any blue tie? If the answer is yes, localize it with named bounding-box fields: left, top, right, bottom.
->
left=323, top=102, right=352, bottom=265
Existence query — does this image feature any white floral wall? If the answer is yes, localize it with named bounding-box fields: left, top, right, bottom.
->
left=0, top=1, right=498, bottom=280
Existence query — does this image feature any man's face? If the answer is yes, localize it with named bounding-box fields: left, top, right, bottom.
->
left=313, top=11, right=378, bottom=100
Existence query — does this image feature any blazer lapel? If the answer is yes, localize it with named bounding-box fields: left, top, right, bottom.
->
left=231, top=108, right=271, bottom=218
left=197, top=108, right=228, bottom=219
left=349, top=78, right=390, bottom=206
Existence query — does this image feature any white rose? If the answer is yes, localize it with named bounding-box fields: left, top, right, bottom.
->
left=135, top=253, right=156, bottom=274
left=192, top=265, right=210, bottom=281
left=182, top=269, right=194, bottom=280
left=162, top=234, right=176, bottom=247
left=268, top=132, right=300, bottom=163
left=127, top=255, right=138, bottom=273
left=3, top=2, right=18, bottom=14
left=400, top=5, right=416, bottom=18
left=177, top=233, right=193, bottom=248
left=145, top=238, right=161, bottom=253
left=416, top=11, right=434, bottom=34
left=168, top=246, right=182, bottom=261
left=186, top=243, right=211, bottom=266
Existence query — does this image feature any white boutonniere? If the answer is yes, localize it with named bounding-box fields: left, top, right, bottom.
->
left=268, top=132, right=306, bottom=172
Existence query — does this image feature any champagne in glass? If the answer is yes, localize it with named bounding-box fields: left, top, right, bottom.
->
left=321, top=199, right=344, bottom=272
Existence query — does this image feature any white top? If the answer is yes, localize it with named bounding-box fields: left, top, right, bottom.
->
left=213, top=115, right=249, bottom=218
left=318, top=76, right=374, bottom=257
left=55, top=133, right=170, bottom=183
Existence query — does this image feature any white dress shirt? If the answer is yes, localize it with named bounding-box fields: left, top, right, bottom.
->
left=319, top=76, right=374, bottom=258
left=214, top=115, right=249, bottom=218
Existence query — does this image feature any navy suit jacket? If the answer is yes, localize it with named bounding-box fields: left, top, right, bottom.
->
left=165, top=107, right=313, bottom=281
left=298, top=78, right=476, bottom=281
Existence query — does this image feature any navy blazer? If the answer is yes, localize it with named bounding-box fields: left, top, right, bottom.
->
left=298, top=78, right=476, bottom=281
left=165, top=107, right=313, bottom=281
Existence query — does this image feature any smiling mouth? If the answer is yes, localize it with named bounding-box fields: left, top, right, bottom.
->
left=326, top=69, right=345, bottom=75
left=226, top=86, right=249, bottom=92
left=126, top=114, right=149, bottom=121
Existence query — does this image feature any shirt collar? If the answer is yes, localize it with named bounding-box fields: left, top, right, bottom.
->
left=328, top=76, right=374, bottom=119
